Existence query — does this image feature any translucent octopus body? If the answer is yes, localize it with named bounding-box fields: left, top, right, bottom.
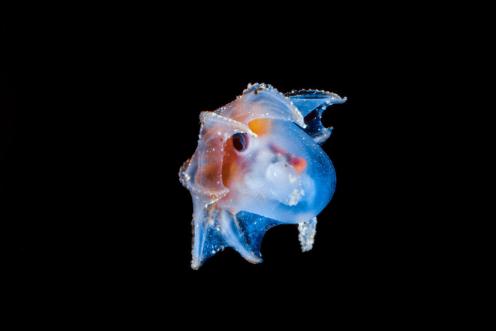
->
left=180, top=83, right=346, bottom=269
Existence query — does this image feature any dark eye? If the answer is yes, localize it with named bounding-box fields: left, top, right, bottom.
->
left=232, top=133, right=249, bottom=152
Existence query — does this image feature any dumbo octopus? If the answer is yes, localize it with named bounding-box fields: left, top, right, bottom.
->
left=179, top=83, right=346, bottom=269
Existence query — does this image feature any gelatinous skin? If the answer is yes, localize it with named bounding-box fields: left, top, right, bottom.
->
left=179, top=83, right=346, bottom=269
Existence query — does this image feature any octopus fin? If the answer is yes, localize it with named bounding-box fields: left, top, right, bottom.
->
left=286, top=90, right=346, bottom=144
left=286, top=90, right=346, bottom=117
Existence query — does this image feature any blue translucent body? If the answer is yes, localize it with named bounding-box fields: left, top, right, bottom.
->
left=179, top=83, right=346, bottom=269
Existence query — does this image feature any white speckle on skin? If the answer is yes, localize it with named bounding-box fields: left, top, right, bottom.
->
left=298, top=217, right=317, bottom=252
left=288, top=188, right=305, bottom=206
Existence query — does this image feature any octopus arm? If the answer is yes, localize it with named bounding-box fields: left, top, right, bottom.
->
left=190, top=203, right=280, bottom=269
left=298, top=217, right=318, bottom=252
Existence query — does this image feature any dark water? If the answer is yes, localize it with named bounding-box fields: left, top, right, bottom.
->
left=2, top=7, right=461, bottom=318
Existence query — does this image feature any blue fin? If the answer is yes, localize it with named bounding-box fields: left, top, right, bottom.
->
left=286, top=90, right=346, bottom=117
left=191, top=207, right=279, bottom=269
left=286, top=90, right=346, bottom=144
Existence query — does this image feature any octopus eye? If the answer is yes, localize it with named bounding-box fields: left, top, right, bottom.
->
left=232, top=133, right=249, bottom=152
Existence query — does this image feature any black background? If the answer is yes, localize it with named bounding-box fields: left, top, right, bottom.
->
left=2, top=5, right=466, bottom=314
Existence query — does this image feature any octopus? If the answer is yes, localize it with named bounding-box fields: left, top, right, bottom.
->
left=179, top=83, right=346, bottom=269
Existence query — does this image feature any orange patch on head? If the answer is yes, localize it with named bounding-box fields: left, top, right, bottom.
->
left=222, top=138, right=240, bottom=187
left=248, top=118, right=272, bottom=136
left=197, top=163, right=219, bottom=184
left=290, top=157, right=307, bottom=174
